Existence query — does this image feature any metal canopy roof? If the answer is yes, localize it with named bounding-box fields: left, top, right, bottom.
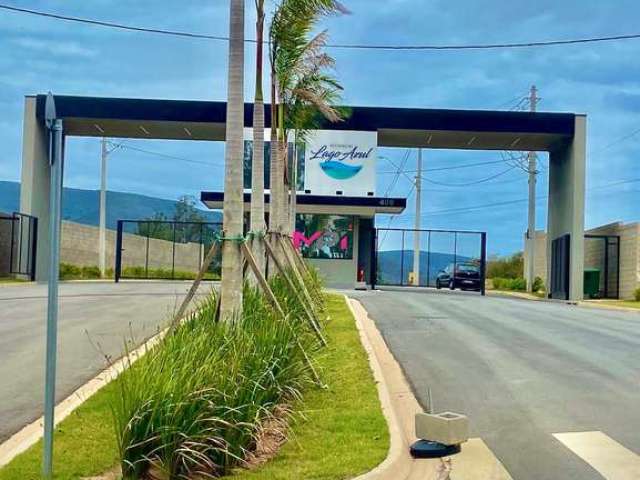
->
left=33, top=94, right=578, bottom=152
left=200, top=192, right=406, bottom=216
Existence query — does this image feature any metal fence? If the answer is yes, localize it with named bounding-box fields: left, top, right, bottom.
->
left=115, top=220, right=223, bottom=282
left=0, top=212, right=38, bottom=281
left=584, top=234, right=620, bottom=299
left=373, top=227, right=487, bottom=295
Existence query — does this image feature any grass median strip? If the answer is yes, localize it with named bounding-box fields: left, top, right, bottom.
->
left=0, top=294, right=388, bottom=479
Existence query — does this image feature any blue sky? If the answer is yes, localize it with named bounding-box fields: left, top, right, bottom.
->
left=0, top=0, right=639, bottom=255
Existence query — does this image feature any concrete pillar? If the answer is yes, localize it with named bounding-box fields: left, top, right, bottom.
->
left=547, top=114, right=586, bottom=301
left=20, top=96, right=51, bottom=281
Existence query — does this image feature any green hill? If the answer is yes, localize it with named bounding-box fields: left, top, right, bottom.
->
left=0, top=180, right=221, bottom=228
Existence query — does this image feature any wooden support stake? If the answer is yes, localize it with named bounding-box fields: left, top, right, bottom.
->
left=240, top=241, right=324, bottom=387
left=285, top=234, right=311, bottom=276
left=171, top=240, right=220, bottom=330
left=277, top=234, right=324, bottom=328
left=264, top=237, right=327, bottom=346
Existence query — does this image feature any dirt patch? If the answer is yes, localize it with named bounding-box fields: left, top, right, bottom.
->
left=242, top=404, right=292, bottom=471
left=81, top=465, right=121, bottom=480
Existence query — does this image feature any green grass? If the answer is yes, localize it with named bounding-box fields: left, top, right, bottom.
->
left=0, top=294, right=387, bottom=480
left=230, top=295, right=389, bottom=480
left=587, top=300, right=640, bottom=310
left=0, top=278, right=30, bottom=284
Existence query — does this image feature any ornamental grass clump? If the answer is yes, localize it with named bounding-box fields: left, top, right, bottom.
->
left=112, top=275, right=324, bottom=479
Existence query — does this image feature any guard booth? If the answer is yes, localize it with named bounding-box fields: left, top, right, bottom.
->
left=19, top=94, right=586, bottom=299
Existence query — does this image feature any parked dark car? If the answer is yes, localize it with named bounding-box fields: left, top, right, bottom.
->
left=436, top=263, right=481, bottom=291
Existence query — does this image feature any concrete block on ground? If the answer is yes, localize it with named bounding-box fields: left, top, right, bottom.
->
left=415, top=411, right=469, bottom=446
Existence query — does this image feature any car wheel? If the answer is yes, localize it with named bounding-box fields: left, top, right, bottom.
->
left=449, top=280, right=455, bottom=290
left=436, top=280, right=441, bottom=289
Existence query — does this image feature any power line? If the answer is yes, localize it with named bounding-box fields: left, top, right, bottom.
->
left=379, top=158, right=509, bottom=174
left=421, top=165, right=518, bottom=187
left=106, top=141, right=223, bottom=167
left=413, top=176, right=640, bottom=219
left=3, top=4, right=640, bottom=51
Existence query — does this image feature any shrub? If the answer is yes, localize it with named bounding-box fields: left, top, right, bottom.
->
left=487, top=252, right=524, bottom=279
left=532, top=276, right=545, bottom=293
left=59, top=263, right=82, bottom=280
left=113, top=272, right=323, bottom=479
left=81, top=265, right=102, bottom=279
left=635, top=287, right=640, bottom=302
left=492, top=277, right=526, bottom=291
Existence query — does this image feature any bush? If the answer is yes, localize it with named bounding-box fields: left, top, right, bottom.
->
left=59, top=263, right=112, bottom=280
left=492, top=277, right=526, bottom=291
left=120, top=266, right=221, bottom=281
left=59, top=263, right=82, bottom=280
left=487, top=252, right=524, bottom=279
left=113, top=271, right=324, bottom=479
left=635, top=287, right=640, bottom=302
left=81, top=265, right=102, bottom=279
left=532, top=276, right=545, bottom=293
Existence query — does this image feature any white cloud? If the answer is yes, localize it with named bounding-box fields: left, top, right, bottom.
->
left=12, top=37, right=97, bottom=58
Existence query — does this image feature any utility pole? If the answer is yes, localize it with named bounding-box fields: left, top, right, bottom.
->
left=412, top=148, right=422, bottom=285
left=99, top=138, right=108, bottom=278
left=526, top=85, right=539, bottom=292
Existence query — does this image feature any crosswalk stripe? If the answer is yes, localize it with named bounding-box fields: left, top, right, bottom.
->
left=450, top=438, right=513, bottom=480
left=554, top=431, right=640, bottom=480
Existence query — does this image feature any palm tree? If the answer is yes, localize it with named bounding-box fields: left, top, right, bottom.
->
left=220, top=0, right=245, bottom=320
left=269, top=0, right=348, bottom=234
left=250, top=0, right=267, bottom=277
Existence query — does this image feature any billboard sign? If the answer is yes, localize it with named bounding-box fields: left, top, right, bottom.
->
left=304, top=130, right=377, bottom=197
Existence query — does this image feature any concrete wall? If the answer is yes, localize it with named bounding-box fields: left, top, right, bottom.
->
left=526, top=222, right=640, bottom=300
left=20, top=96, right=51, bottom=281
left=546, top=115, right=586, bottom=300
left=60, top=221, right=204, bottom=273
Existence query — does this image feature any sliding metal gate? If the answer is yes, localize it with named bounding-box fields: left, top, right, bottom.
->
left=0, top=212, right=38, bottom=281
left=372, top=228, right=487, bottom=295
left=115, top=220, right=223, bottom=282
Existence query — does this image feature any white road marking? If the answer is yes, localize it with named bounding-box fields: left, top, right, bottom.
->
left=450, top=438, right=514, bottom=480
left=554, top=431, right=640, bottom=480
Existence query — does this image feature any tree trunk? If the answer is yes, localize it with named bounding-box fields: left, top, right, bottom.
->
left=220, top=0, right=245, bottom=320
left=289, top=138, right=298, bottom=233
left=250, top=4, right=266, bottom=279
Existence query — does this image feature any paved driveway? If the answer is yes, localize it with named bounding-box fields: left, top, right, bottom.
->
left=350, top=288, right=640, bottom=480
left=0, top=280, right=215, bottom=442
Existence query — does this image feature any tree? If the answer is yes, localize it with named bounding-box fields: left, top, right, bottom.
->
left=250, top=0, right=267, bottom=277
left=220, top=0, right=245, bottom=320
left=487, top=252, right=524, bottom=279
left=137, top=196, right=206, bottom=242
left=268, top=0, right=348, bottom=235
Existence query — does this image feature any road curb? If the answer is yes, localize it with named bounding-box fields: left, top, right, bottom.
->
left=346, top=296, right=513, bottom=480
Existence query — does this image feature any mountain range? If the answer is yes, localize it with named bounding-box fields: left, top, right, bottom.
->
left=376, top=250, right=473, bottom=285
left=0, top=181, right=221, bottom=229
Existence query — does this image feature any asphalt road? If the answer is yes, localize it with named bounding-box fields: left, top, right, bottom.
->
left=350, top=288, right=640, bottom=480
left=0, top=280, right=215, bottom=442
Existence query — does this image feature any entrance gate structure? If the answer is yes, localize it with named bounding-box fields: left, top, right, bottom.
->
left=20, top=94, right=586, bottom=300
left=372, top=227, right=487, bottom=295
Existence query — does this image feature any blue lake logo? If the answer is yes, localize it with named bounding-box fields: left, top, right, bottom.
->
left=309, top=145, right=373, bottom=180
